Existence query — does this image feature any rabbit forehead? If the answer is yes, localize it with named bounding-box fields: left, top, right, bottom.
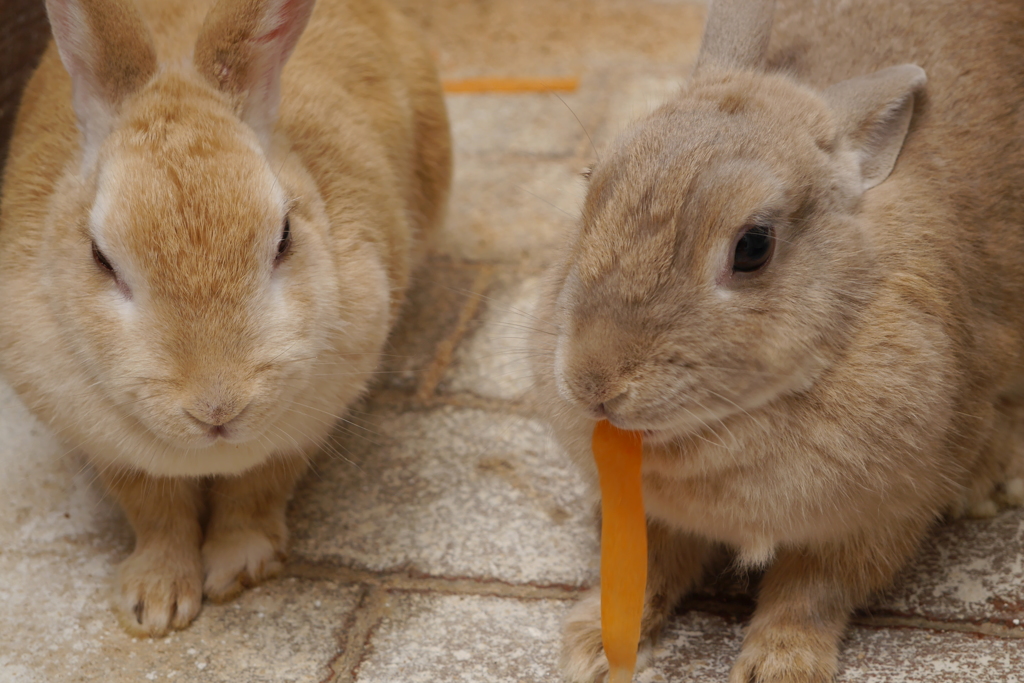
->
left=568, top=74, right=832, bottom=306
left=91, top=110, right=284, bottom=303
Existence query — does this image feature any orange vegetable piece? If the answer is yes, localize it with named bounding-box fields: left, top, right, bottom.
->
left=442, top=76, right=580, bottom=94
left=592, top=420, right=647, bottom=683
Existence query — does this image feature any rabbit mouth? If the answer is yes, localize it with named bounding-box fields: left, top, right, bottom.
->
left=200, top=420, right=261, bottom=446
left=207, top=423, right=236, bottom=443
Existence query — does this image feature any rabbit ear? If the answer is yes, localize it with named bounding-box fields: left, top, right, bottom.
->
left=193, top=0, right=315, bottom=149
left=693, top=0, right=775, bottom=75
left=824, top=64, right=927, bottom=191
left=45, top=0, right=157, bottom=168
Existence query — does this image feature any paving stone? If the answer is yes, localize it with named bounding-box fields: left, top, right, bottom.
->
left=0, top=568, right=358, bottom=683
left=437, top=155, right=585, bottom=265
left=834, top=625, right=1024, bottom=683
left=290, top=406, right=598, bottom=586
left=640, top=610, right=1024, bottom=682
left=354, top=593, right=567, bottom=683
left=877, top=509, right=1024, bottom=624
left=443, top=274, right=547, bottom=404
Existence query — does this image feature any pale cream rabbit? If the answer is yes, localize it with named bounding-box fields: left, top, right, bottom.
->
left=0, top=0, right=450, bottom=636
left=533, top=0, right=1024, bottom=680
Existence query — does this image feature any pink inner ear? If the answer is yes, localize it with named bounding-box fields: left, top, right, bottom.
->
left=255, top=0, right=307, bottom=46
left=248, top=0, right=311, bottom=97
left=257, top=22, right=290, bottom=45
left=195, top=0, right=315, bottom=146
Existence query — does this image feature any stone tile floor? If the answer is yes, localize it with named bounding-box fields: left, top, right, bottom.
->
left=1, top=0, right=1023, bottom=681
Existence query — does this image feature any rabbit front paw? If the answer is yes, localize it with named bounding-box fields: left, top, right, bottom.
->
left=114, top=542, right=203, bottom=637
left=729, top=623, right=838, bottom=683
left=561, top=588, right=610, bottom=683
left=201, top=525, right=286, bottom=603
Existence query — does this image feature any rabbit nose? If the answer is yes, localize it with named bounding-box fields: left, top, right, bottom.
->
left=185, top=397, right=249, bottom=428
left=590, top=392, right=627, bottom=420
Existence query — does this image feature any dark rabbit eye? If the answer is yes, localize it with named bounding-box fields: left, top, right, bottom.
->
left=275, top=217, right=292, bottom=263
left=92, top=241, right=115, bottom=275
left=733, top=225, right=775, bottom=273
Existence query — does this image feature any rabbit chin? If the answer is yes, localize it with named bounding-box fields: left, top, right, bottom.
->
left=161, top=439, right=279, bottom=477
left=86, top=436, right=279, bottom=477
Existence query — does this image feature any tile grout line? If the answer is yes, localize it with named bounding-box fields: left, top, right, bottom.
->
left=383, top=574, right=584, bottom=601
left=850, top=614, right=1024, bottom=639
left=319, top=584, right=390, bottom=683
left=414, top=263, right=495, bottom=403
left=317, top=583, right=372, bottom=683
left=288, top=560, right=585, bottom=601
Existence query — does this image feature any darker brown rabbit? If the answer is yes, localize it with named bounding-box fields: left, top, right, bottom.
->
left=533, top=0, right=1024, bottom=680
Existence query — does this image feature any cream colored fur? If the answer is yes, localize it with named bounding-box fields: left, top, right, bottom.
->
left=0, top=0, right=450, bottom=635
left=533, top=0, right=1024, bottom=681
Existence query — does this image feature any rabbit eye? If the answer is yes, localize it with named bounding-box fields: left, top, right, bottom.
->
left=733, top=225, right=774, bottom=273
left=92, top=241, right=115, bottom=275
left=275, top=218, right=292, bottom=263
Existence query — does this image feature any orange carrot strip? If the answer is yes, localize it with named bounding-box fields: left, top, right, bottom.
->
left=442, top=76, right=579, bottom=94
left=592, top=420, right=646, bottom=683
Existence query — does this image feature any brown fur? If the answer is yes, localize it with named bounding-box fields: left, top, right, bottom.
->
left=533, top=0, right=1024, bottom=680
left=0, top=0, right=450, bottom=636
